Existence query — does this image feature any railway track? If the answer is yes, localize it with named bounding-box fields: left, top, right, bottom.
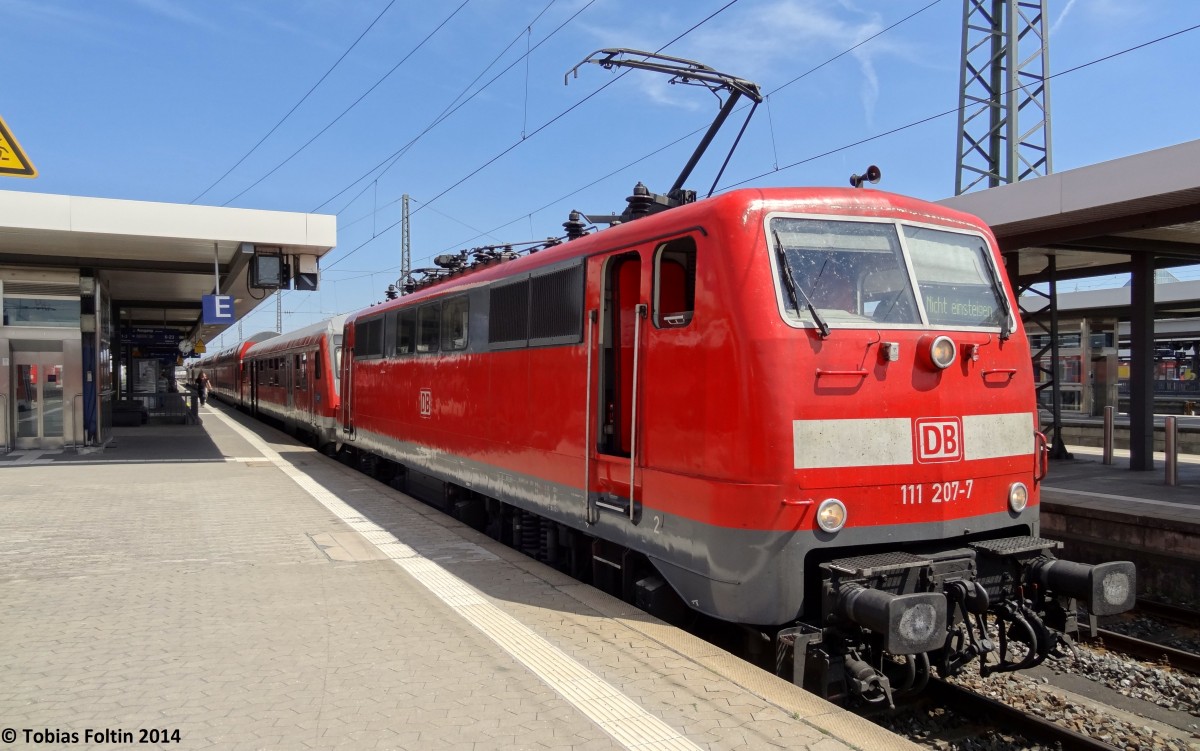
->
left=1082, top=627, right=1200, bottom=675
left=1078, top=598, right=1200, bottom=675
left=1136, top=598, right=1200, bottom=628
left=924, top=678, right=1122, bottom=751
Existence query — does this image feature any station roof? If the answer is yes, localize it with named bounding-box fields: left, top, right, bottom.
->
left=0, top=189, right=335, bottom=348
left=939, top=139, right=1200, bottom=286
left=1020, top=279, right=1200, bottom=324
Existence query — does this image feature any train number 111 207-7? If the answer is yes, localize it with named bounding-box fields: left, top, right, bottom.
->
left=900, top=479, right=974, bottom=505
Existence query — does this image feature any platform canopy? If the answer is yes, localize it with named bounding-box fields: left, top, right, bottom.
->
left=940, top=139, right=1200, bottom=287
left=0, top=189, right=335, bottom=348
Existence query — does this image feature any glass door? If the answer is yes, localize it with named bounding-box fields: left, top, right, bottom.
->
left=12, top=358, right=65, bottom=450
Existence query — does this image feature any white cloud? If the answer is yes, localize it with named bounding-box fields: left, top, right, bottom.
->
left=577, top=0, right=907, bottom=124
left=129, top=0, right=221, bottom=32
left=1051, top=0, right=1078, bottom=35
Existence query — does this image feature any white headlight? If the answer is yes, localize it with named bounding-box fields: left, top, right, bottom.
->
left=930, top=335, right=957, bottom=369
left=816, top=498, right=847, bottom=533
left=1009, top=482, right=1029, bottom=512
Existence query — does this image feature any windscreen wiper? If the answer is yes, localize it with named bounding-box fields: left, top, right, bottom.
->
left=979, top=253, right=1012, bottom=340
left=773, top=229, right=829, bottom=338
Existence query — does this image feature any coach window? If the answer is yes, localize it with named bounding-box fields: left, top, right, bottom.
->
left=441, top=296, right=469, bottom=351
left=395, top=309, right=415, bottom=355
left=654, top=236, right=697, bottom=328
left=417, top=303, right=441, bottom=353
left=383, top=312, right=397, bottom=357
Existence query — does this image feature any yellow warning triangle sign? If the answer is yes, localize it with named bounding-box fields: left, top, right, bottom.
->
left=0, top=113, right=37, bottom=178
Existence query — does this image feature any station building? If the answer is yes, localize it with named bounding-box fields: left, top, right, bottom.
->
left=0, top=189, right=335, bottom=451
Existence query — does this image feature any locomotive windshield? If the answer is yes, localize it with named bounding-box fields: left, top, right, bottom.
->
left=769, top=217, right=1009, bottom=332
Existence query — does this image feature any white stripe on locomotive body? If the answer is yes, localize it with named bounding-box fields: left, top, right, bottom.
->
left=792, top=418, right=913, bottom=469
left=793, top=412, right=1034, bottom=469
left=961, top=412, right=1035, bottom=460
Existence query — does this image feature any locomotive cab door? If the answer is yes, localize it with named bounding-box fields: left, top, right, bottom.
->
left=591, top=250, right=646, bottom=520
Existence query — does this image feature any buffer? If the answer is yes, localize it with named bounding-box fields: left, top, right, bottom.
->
left=0, top=113, right=37, bottom=177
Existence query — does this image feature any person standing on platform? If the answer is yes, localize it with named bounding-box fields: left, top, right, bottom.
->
left=196, top=371, right=210, bottom=406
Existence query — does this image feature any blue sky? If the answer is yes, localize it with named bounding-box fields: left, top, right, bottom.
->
left=3, top=0, right=1199, bottom=343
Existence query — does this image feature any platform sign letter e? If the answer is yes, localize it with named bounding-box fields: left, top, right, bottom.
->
left=915, top=417, right=963, bottom=463
left=202, top=294, right=235, bottom=324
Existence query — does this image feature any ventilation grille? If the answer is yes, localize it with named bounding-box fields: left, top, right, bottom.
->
left=530, top=265, right=583, bottom=340
left=488, top=280, right=529, bottom=344
left=4, top=281, right=80, bottom=297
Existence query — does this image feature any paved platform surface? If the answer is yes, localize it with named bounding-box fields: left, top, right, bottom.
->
left=1041, top=442, right=1200, bottom=525
left=0, top=403, right=912, bottom=751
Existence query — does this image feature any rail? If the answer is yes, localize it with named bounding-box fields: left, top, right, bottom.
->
left=926, top=678, right=1118, bottom=751
left=0, top=393, right=7, bottom=453
left=1136, top=598, right=1200, bottom=627
left=1080, top=628, right=1200, bottom=675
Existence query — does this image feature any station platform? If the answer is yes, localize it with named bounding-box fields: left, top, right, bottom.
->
left=0, top=403, right=913, bottom=751
left=1039, top=443, right=1200, bottom=607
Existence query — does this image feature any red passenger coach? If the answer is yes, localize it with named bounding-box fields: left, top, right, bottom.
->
left=335, top=186, right=1136, bottom=704
left=193, top=332, right=276, bottom=406
left=243, top=315, right=345, bottom=449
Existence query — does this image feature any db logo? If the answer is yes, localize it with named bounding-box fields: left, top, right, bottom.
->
left=419, top=389, right=432, bottom=418
left=914, top=417, right=963, bottom=463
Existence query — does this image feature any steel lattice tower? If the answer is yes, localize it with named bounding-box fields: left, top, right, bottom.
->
left=954, top=0, right=1053, bottom=195
left=956, top=0, right=1069, bottom=458
left=400, top=194, right=411, bottom=294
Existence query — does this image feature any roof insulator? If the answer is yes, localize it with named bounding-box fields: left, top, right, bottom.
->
left=563, top=210, right=587, bottom=240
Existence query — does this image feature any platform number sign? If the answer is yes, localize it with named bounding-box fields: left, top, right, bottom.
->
left=914, top=417, right=963, bottom=463
left=419, top=388, right=432, bottom=418
left=202, top=294, right=235, bottom=324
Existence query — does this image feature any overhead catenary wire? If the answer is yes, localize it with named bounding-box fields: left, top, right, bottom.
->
left=428, top=15, right=1200, bottom=261
left=321, top=0, right=745, bottom=273
left=190, top=0, right=399, bottom=204
left=219, top=0, right=474, bottom=207
left=242, top=0, right=991, bottom=329
left=256, top=13, right=1200, bottom=333
left=720, top=21, right=1200, bottom=191
left=313, top=0, right=594, bottom=215
left=405, top=0, right=948, bottom=258
left=325, top=0, right=939, bottom=270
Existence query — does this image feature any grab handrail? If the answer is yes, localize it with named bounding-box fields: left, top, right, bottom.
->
left=628, top=304, right=647, bottom=522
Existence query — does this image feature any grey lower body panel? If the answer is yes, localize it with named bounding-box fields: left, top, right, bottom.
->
left=348, top=426, right=1038, bottom=625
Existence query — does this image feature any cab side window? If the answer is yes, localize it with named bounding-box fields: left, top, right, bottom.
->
left=441, top=296, right=469, bottom=351
left=653, top=236, right=697, bottom=328
left=417, top=303, right=441, bottom=353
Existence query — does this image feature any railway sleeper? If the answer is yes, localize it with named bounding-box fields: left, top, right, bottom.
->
left=778, top=536, right=1136, bottom=707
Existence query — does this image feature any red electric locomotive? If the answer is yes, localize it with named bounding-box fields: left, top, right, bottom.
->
left=336, top=184, right=1134, bottom=704
left=219, top=49, right=1133, bottom=706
